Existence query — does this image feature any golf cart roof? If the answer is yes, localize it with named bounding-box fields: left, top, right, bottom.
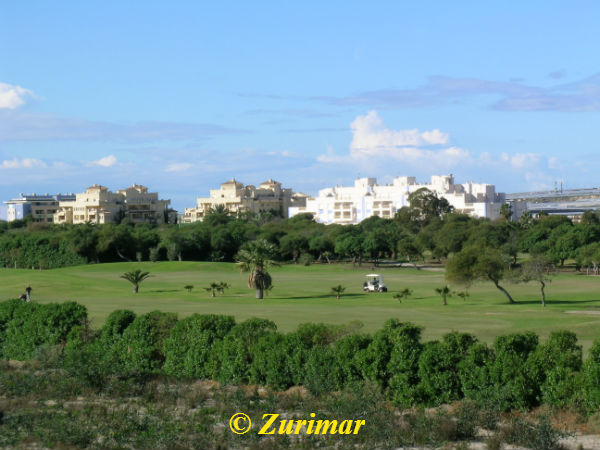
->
left=366, top=274, right=382, bottom=277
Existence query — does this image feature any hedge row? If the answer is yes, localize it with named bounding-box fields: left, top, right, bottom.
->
left=2, top=299, right=600, bottom=413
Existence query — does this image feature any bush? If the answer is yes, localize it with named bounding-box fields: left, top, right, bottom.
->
left=386, top=322, right=423, bottom=406
left=163, top=314, right=235, bottom=379
left=578, top=338, right=600, bottom=413
left=115, top=311, right=178, bottom=376
left=417, top=332, right=477, bottom=406
left=458, top=342, right=496, bottom=405
left=486, top=332, right=539, bottom=410
left=358, top=319, right=405, bottom=389
left=249, top=332, right=293, bottom=389
left=331, top=334, right=372, bottom=389
left=207, top=318, right=276, bottom=383
left=527, top=330, right=582, bottom=407
left=1, top=301, right=87, bottom=360
left=303, top=344, right=337, bottom=395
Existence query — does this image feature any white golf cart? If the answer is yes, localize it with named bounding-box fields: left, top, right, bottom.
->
left=363, top=274, right=387, bottom=292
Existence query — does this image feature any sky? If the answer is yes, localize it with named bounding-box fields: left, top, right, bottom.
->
left=1, top=1, right=600, bottom=211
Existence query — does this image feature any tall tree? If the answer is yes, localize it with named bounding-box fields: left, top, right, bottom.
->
left=236, top=239, right=278, bottom=299
left=521, top=255, right=556, bottom=307
left=446, top=244, right=516, bottom=304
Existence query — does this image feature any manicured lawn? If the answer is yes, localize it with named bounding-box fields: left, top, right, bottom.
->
left=2, top=261, right=600, bottom=350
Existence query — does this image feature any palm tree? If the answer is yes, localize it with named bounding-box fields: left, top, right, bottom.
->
left=235, top=239, right=279, bottom=299
left=120, top=269, right=151, bottom=294
left=394, top=288, right=413, bottom=303
left=331, top=285, right=346, bottom=300
left=205, top=282, right=220, bottom=297
left=217, top=282, right=230, bottom=295
left=435, top=285, right=452, bottom=306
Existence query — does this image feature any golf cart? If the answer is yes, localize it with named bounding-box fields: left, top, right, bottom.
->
left=363, top=274, right=387, bottom=292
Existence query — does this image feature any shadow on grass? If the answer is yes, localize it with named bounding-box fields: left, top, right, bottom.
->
left=512, top=299, right=600, bottom=306
left=284, top=293, right=365, bottom=300
left=149, top=289, right=181, bottom=293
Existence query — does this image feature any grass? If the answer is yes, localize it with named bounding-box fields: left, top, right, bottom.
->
left=2, top=261, right=600, bottom=350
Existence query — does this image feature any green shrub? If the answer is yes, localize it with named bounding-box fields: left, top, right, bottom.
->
left=249, top=332, right=293, bottom=389
left=487, top=332, right=539, bottom=410
left=303, top=344, right=337, bottom=394
left=527, top=330, right=582, bottom=407
left=358, top=319, right=405, bottom=389
left=458, top=342, right=496, bottom=405
left=418, top=332, right=477, bottom=406
left=207, top=318, right=276, bottom=383
left=1, top=301, right=87, bottom=360
left=578, top=338, right=600, bottom=413
left=100, top=309, right=137, bottom=343
left=163, top=314, right=235, bottom=379
left=115, top=311, right=178, bottom=376
left=331, top=334, right=372, bottom=389
left=386, top=322, right=423, bottom=406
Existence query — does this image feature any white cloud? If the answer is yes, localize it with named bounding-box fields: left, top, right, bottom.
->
left=344, top=110, right=465, bottom=166
left=0, top=83, right=35, bottom=109
left=500, top=152, right=540, bottom=169
left=0, top=157, right=46, bottom=169
left=350, top=110, right=449, bottom=151
left=165, top=162, right=193, bottom=172
left=89, top=155, right=117, bottom=167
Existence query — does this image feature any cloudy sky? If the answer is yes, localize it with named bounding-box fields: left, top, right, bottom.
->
left=1, top=1, right=599, bottom=210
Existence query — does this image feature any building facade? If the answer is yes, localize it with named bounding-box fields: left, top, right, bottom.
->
left=181, top=178, right=307, bottom=223
left=288, top=175, right=504, bottom=224
left=506, top=187, right=600, bottom=222
left=0, top=193, right=76, bottom=223
left=53, top=184, right=171, bottom=225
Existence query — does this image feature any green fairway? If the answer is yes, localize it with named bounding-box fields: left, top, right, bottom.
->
left=2, top=261, right=600, bottom=350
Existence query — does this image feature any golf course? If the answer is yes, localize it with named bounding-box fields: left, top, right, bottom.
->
left=2, top=261, right=600, bottom=350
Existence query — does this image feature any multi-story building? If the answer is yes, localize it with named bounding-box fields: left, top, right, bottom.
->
left=288, top=175, right=504, bottom=224
left=53, top=184, right=172, bottom=225
left=181, top=178, right=307, bottom=223
left=0, top=193, right=76, bottom=223
left=506, top=187, right=600, bottom=222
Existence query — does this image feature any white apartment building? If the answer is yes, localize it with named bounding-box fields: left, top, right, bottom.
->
left=1, top=193, right=75, bottom=223
left=54, top=184, right=172, bottom=225
left=288, top=175, right=504, bottom=224
left=182, top=178, right=307, bottom=223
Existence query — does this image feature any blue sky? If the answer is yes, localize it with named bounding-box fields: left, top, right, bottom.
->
left=1, top=1, right=599, bottom=210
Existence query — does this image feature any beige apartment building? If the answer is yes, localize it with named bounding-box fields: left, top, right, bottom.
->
left=54, top=184, right=172, bottom=225
left=182, top=178, right=307, bottom=223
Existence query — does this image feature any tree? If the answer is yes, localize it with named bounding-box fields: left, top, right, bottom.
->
left=279, top=233, right=309, bottom=263
left=446, top=244, right=516, bottom=304
left=394, top=288, right=413, bottom=303
left=120, top=269, right=151, bottom=294
left=499, top=203, right=513, bottom=221
left=521, top=255, right=556, bottom=307
left=184, top=285, right=194, bottom=293
left=331, top=285, right=346, bottom=300
left=205, top=281, right=230, bottom=297
left=205, top=282, right=221, bottom=297
left=434, top=285, right=452, bottom=306
left=408, top=188, right=453, bottom=222
left=217, top=282, right=230, bottom=294
left=454, top=290, right=469, bottom=301
left=235, top=239, right=278, bottom=299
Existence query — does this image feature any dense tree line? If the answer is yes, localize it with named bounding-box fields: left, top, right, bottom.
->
left=2, top=191, right=600, bottom=277
left=1, top=298, right=600, bottom=414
